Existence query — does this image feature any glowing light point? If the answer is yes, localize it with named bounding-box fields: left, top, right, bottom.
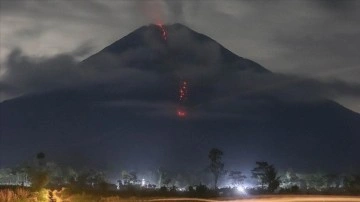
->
left=141, top=179, right=146, bottom=187
left=177, top=110, right=186, bottom=117
left=177, top=80, right=189, bottom=117
left=236, top=186, right=247, bottom=194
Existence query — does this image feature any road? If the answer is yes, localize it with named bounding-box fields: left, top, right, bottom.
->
left=149, top=196, right=360, bottom=202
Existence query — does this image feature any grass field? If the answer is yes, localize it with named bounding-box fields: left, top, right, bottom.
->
left=1, top=187, right=359, bottom=202
left=149, top=196, right=360, bottom=202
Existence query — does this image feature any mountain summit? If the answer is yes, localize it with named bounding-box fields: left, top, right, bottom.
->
left=1, top=24, right=359, bottom=172
left=82, top=23, right=268, bottom=74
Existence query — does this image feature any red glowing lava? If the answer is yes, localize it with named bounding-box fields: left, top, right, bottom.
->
left=177, top=110, right=186, bottom=117
left=156, top=23, right=167, bottom=41
left=179, top=81, right=188, bottom=102
left=177, top=80, right=188, bottom=118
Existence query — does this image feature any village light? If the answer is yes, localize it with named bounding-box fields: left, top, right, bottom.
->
left=141, top=179, right=146, bottom=187
left=237, top=186, right=246, bottom=194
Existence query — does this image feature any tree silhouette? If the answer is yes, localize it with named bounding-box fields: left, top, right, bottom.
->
left=251, top=161, right=280, bottom=192
left=121, top=170, right=137, bottom=185
left=344, top=174, right=360, bottom=194
left=29, top=152, right=49, bottom=190
left=157, top=167, right=169, bottom=187
left=307, top=172, right=327, bottom=190
left=208, top=148, right=224, bottom=189
left=252, top=162, right=266, bottom=189
left=36, top=152, right=45, bottom=160
left=36, top=152, right=46, bottom=168
left=324, top=173, right=340, bottom=188
left=163, top=178, right=172, bottom=187
left=283, top=169, right=299, bottom=187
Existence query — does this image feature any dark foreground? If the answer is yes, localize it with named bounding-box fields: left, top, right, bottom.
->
left=1, top=187, right=360, bottom=202
left=150, top=196, right=360, bottom=202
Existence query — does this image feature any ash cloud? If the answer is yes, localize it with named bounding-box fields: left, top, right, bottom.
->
left=2, top=25, right=360, bottom=117
left=0, top=48, right=159, bottom=101
left=1, top=0, right=359, bottom=84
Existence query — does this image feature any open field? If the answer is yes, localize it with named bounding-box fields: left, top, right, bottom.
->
left=149, top=196, right=360, bottom=202
left=1, top=188, right=360, bottom=202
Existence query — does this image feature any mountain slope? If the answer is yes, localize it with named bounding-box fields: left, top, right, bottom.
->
left=1, top=24, right=359, bottom=173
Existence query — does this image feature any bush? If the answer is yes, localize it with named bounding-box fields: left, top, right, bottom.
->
left=344, top=175, right=360, bottom=194
left=30, top=171, right=49, bottom=191
left=279, top=185, right=300, bottom=194
left=0, top=188, right=37, bottom=202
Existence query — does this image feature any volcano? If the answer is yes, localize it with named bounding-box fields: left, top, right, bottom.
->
left=1, top=24, right=359, bottom=173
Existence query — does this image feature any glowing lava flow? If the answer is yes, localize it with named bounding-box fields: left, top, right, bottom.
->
left=157, top=23, right=167, bottom=41
left=177, top=81, right=188, bottom=118
left=177, top=110, right=186, bottom=117
left=179, top=81, right=188, bottom=102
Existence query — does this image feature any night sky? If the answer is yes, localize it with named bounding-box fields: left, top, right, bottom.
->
left=1, top=0, right=360, bottom=177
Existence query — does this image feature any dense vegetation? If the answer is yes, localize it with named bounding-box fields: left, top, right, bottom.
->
left=1, top=149, right=359, bottom=201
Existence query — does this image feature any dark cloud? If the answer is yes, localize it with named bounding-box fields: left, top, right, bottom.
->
left=0, top=48, right=159, bottom=101
left=315, top=0, right=357, bottom=12
left=0, top=0, right=360, bottom=111
left=165, top=0, right=185, bottom=22
left=2, top=26, right=360, bottom=118
left=2, top=49, right=79, bottom=95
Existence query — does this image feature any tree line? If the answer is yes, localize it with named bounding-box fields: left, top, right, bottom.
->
left=0, top=149, right=359, bottom=196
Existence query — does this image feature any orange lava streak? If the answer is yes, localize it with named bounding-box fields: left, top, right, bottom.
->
left=177, top=80, right=188, bottom=117
left=179, top=81, right=188, bottom=102
left=157, top=23, right=167, bottom=41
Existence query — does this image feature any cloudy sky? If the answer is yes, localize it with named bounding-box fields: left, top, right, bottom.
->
left=1, top=0, right=360, bottom=174
left=1, top=0, right=359, bottom=111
